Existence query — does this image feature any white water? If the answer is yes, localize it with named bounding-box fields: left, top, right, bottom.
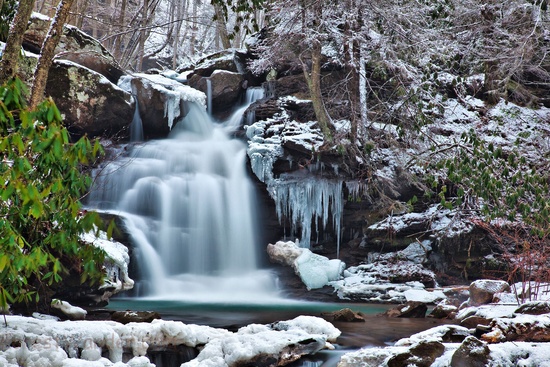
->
left=88, top=96, right=279, bottom=303
left=130, top=95, right=144, bottom=142
left=224, top=87, right=265, bottom=133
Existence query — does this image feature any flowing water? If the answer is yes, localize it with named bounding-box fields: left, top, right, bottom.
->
left=88, top=88, right=275, bottom=303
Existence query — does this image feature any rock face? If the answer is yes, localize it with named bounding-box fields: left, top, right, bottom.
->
left=387, top=340, right=445, bottom=367
left=46, top=60, right=134, bottom=139
left=188, top=70, right=244, bottom=113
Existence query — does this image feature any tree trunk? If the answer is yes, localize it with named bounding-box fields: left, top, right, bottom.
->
left=301, top=40, right=333, bottom=143
left=29, top=0, right=75, bottom=109
left=189, top=0, right=198, bottom=56
left=112, top=0, right=127, bottom=60
left=0, top=0, right=36, bottom=84
left=214, top=3, right=231, bottom=49
left=136, top=0, right=148, bottom=71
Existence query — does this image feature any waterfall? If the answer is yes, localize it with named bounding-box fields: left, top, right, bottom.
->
left=130, top=95, right=144, bottom=142
left=224, top=87, right=264, bottom=133
left=206, top=78, right=213, bottom=116
left=88, top=98, right=278, bottom=302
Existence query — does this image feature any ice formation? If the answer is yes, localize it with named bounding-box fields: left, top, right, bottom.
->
left=269, top=178, right=343, bottom=250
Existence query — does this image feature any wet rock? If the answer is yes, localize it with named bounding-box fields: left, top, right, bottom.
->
left=111, top=310, right=161, bottom=324
left=468, top=279, right=510, bottom=306
left=460, top=315, right=492, bottom=329
left=384, top=301, right=427, bottom=318
left=325, top=308, right=365, bottom=322
left=387, top=340, right=445, bottom=367
left=46, top=61, right=134, bottom=139
left=430, top=301, right=458, bottom=319
left=188, top=70, right=244, bottom=113
left=450, top=336, right=490, bottom=367
left=515, top=301, right=550, bottom=315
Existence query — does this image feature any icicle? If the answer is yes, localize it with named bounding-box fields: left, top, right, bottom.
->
left=268, top=178, right=343, bottom=254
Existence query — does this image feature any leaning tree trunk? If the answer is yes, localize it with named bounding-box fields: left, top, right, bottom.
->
left=0, top=0, right=36, bottom=84
left=29, top=0, right=75, bottom=109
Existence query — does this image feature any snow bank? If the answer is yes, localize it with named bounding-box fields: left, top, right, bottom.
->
left=0, top=315, right=339, bottom=367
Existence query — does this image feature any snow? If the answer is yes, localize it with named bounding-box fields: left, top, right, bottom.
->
left=118, top=74, right=206, bottom=130
left=0, top=315, right=339, bottom=367
left=294, top=249, right=345, bottom=290
left=404, top=289, right=446, bottom=303
left=51, top=300, right=87, bottom=320
left=80, top=230, right=134, bottom=299
left=267, top=241, right=345, bottom=290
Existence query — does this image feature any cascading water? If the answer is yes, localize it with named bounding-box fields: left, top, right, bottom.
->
left=130, top=95, right=144, bottom=142
left=224, top=87, right=264, bottom=133
left=88, top=89, right=277, bottom=302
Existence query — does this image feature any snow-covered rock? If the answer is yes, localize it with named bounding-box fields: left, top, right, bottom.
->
left=50, top=300, right=87, bottom=320
left=267, top=241, right=345, bottom=290
left=118, top=73, right=206, bottom=138
left=0, top=315, right=339, bottom=367
left=80, top=230, right=134, bottom=304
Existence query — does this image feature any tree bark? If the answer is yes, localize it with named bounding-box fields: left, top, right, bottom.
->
left=301, top=40, right=333, bottom=143
left=136, top=0, right=148, bottom=71
left=0, top=0, right=36, bottom=84
left=29, top=0, right=75, bottom=109
left=112, top=0, right=127, bottom=60
left=214, top=3, right=231, bottom=49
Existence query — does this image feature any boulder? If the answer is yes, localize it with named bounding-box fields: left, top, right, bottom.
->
left=387, top=340, right=445, bottom=367
left=187, top=49, right=247, bottom=76
left=515, top=301, right=550, bottom=315
left=430, top=301, right=458, bottom=319
left=324, top=308, right=365, bottom=322
left=187, top=70, right=244, bottom=113
left=450, top=336, right=490, bottom=367
left=119, top=73, right=206, bottom=139
left=468, top=279, right=510, bottom=306
left=384, top=301, right=428, bottom=318
left=23, top=13, right=124, bottom=83
left=460, top=315, right=492, bottom=329
left=46, top=60, right=134, bottom=139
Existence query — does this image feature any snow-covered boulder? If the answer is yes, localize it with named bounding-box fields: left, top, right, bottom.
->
left=267, top=241, right=345, bottom=290
left=119, top=73, right=206, bottom=138
left=23, top=13, right=124, bottom=84
left=50, top=300, right=87, bottom=320
left=469, top=279, right=511, bottom=306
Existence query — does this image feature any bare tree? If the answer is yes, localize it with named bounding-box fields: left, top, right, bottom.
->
left=0, top=0, right=36, bottom=84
